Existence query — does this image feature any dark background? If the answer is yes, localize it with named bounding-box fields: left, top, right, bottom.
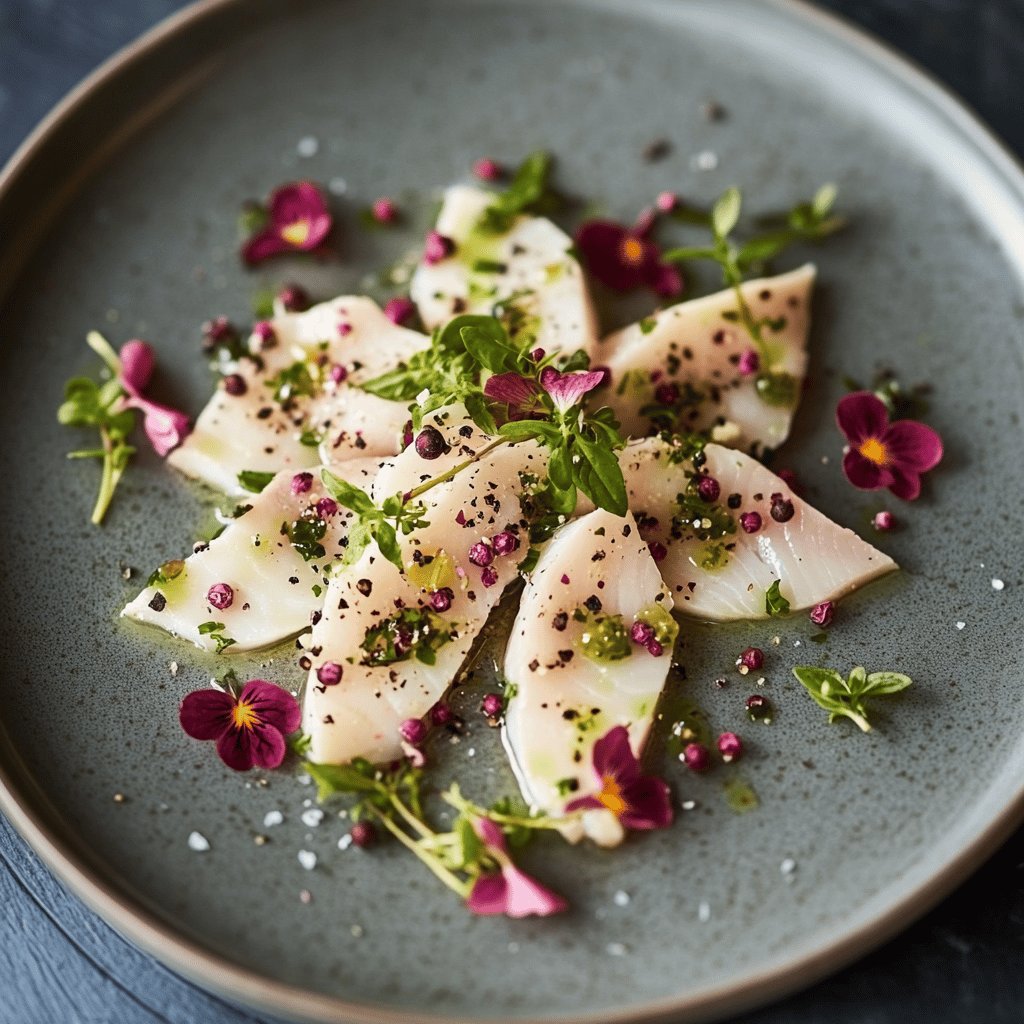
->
left=1, top=1, right=1023, bottom=1022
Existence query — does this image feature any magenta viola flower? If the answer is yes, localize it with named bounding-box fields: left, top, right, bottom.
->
left=539, top=367, right=606, bottom=414
left=836, top=391, right=943, bottom=501
left=117, top=339, right=190, bottom=457
left=241, top=182, right=333, bottom=265
left=574, top=219, right=683, bottom=297
left=565, top=725, right=672, bottom=830
left=465, top=818, right=567, bottom=918
left=179, top=679, right=301, bottom=771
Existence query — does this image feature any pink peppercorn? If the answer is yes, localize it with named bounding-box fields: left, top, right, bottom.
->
left=873, top=510, right=896, bottom=531
left=337, top=321, right=353, bottom=337
left=277, top=284, right=310, bottom=312
left=530, top=347, right=546, bottom=362
left=430, top=703, right=453, bottom=726
left=697, top=476, right=721, bottom=502
left=316, top=661, right=343, bottom=686
left=492, top=531, right=520, bottom=556
left=316, top=497, right=338, bottom=518
left=206, top=583, right=234, bottom=610
left=423, top=230, right=456, bottom=265
left=809, top=601, right=835, bottom=627
left=415, top=425, right=448, bottom=460
left=717, top=732, right=744, bottom=763
left=654, top=382, right=680, bottom=406
left=560, top=573, right=570, bottom=585
left=252, top=320, right=276, bottom=348
left=682, top=742, right=710, bottom=772
left=372, top=197, right=398, bottom=224
left=223, top=373, right=247, bottom=396
left=737, top=348, right=760, bottom=376
left=737, top=647, right=764, bottom=672
left=630, top=621, right=655, bottom=646
left=739, top=511, right=762, bottom=534
left=481, top=693, right=503, bottom=718
left=770, top=493, right=795, bottom=523
left=480, top=566, right=499, bottom=588
left=646, top=639, right=664, bottom=657
left=473, top=157, right=503, bottom=181
left=648, top=541, right=667, bottom=563
left=399, top=718, right=427, bottom=747
left=656, top=190, right=678, bottom=213
left=327, top=363, right=348, bottom=386
left=291, top=472, right=314, bottom=495
left=350, top=820, right=376, bottom=848
left=429, top=587, right=454, bottom=612
left=384, top=297, right=415, bottom=325
left=468, top=541, right=494, bottom=567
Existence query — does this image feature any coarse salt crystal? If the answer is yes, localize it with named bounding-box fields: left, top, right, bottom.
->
left=698, top=901, right=711, bottom=923
left=328, top=176, right=348, bottom=195
left=301, top=808, right=324, bottom=828
left=169, top=661, right=178, bottom=677
left=338, top=834, right=354, bottom=851
left=992, top=578, right=1005, bottom=591
left=263, top=810, right=284, bottom=828
left=351, top=924, right=364, bottom=938
left=780, top=858, right=797, bottom=876
left=297, top=774, right=312, bottom=786
left=416, top=388, right=431, bottom=406
left=606, top=942, right=628, bottom=956
left=613, top=890, right=630, bottom=907
left=691, top=150, right=719, bottom=171
left=297, top=135, right=319, bottom=158
left=187, top=831, right=210, bottom=852
left=298, top=850, right=317, bottom=870
left=956, top=621, right=966, bottom=631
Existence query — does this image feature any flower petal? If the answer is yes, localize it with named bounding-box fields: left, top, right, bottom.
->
left=179, top=689, right=235, bottom=740
left=841, top=448, right=891, bottom=492
left=118, top=340, right=154, bottom=396
left=648, top=262, right=684, bottom=298
left=245, top=723, right=288, bottom=770
left=268, top=182, right=332, bottom=251
left=887, top=465, right=923, bottom=502
left=472, top=816, right=508, bottom=854
left=619, top=775, right=674, bottom=830
left=124, top=397, right=191, bottom=457
left=836, top=391, right=890, bottom=446
left=540, top=368, right=606, bottom=414
left=239, top=679, right=302, bottom=735
left=883, top=419, right=944, bottom=474
left=466, top=872, right=510, bottom=916
left=563, top=793, right=603, bottom=814
left=242, top=228, right=289, bottom=266
left=483, top=372, right=539, bottom=409
left=215, top=726, right=257, bottom=771
left=589, top=725, right=641, bottom=787
left=498, top=864, right=568, bottom=918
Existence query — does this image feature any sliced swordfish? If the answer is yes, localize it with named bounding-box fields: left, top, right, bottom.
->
left=409, top=185, right=598, bottom=357
left=122, top=459, right=380, bottom=652
left=303, top=407, right=545, bottom=765
left=168, top=296, right=428, bottom=495
left=612, top=437, right=897, bottom=620
left=595, top=264, right=816, bottom=453
left=502, top=508, right=677, bottom=848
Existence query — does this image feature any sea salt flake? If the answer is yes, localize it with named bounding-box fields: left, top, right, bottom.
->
left=350, top=924, right=364, bottom=938
left=301, top=808, right=324, bottom=828
left=187, top=831, right=210, bottom=852
left=992, top=578, right=1005, bottom=591
left=298, top=850, right=318, bottom=870
left=328, top=176, right=348, bottom=195
left=956, top=621, right=966, bottom=631
left=606, top=942, right=628, bottom=956
left=299, top=889, right=312, bottom=904
left=698, top=900, right=711, bottom=923
left=780, top=858, right=797, bottom=877
left=613, top=890, right=631, bottom=907
left=263, top=810, right=284, bottom=828
left=681, top=799, right=697, bottom=811
left=297, top=135, right=319, bottom=158
left=297, top=773, right=312, bottom=786
left=338, top=834, right=353, bottom=851
left=691, top=150, right=719, bottom=171
left=168, top=661, right=178, bottom=677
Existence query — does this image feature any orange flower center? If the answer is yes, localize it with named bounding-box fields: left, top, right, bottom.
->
left=280, top=219, right=312, bottom=247
left=858, top=437, right=888, bottom=466
left=231, top=700, right=259, bottom=731
left=619, top=236, right=646, bottom=267
left=597, top=774, right=627, bottom=817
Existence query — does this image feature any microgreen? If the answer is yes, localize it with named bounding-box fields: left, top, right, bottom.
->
left=281, top=509, right=327, bottom=561
left=765, top=580, right=790, bottom=616
left=792, top=665, right=912, bottom=732
left=58, top=332, right=137, bottom=526
left=476, top=151, right=560, bottom=235
left=360, top=606, right=454, bottom=667
left=197, top=620, right=237, bottom=653
left=237, top=469, right=276, bottom=493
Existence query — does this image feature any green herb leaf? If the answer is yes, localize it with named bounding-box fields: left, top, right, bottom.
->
left=321, top=470, right=376, bottom=515
left=237, top=469, right=277, bottom=493
left=477, top=151, right=556, bottom=234
left=306, top=760, right=383, bottom=802
left=571, top=433, right=628, bottom=517
left=765, top=580, right=790, bottom=616
left=793, top=664, right=913, bottom=732
left=712, top=187, right=742, bottom=239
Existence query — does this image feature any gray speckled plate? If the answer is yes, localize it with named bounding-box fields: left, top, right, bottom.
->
left=2, top=1, right=1024, bottom=1021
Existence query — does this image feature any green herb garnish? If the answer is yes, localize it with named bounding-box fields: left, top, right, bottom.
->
left=476, top=151, right=559, bottom=234
left=360, top=606, right=454, bottom=667
left=792, top=665, right=913, bottom=732
left=237, top=469, right=276, bottom=493
left=198, top=620, right=236, bottom=653
left=765, top=580, right=790, bottom=616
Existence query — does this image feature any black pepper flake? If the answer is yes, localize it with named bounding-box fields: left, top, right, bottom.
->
left=562, top=709, right=579, bottom=720
left=727, top=493, right=742, bottom=509
left=459, top=425, right=473, bottom=438
left=256, top=407, right=273, bottom=420
left=591, top=550, right=606, bottom=561
left=558, top=650, right=574, bottom=663
left=529, top=659, right=540, bottom=672
left=148, top=592, right=166, bottom=612
left=356, top=579, right=372, bottom=596
left=338, top=598, right=349, bottom=610
left=622, top=524, right=632, bottom=537
left=642, top=137, right=672, bottom=162
left=573, top=749, right=583, bottom=763
left=584, top=595, right=602, bottom=613
left=298, top=656, right=312, bottom=671
left=553, top=611, right=568, bottom=631
left=288, top=576, right=299, bottom=585
left=323, top=714, right=334, bottom=724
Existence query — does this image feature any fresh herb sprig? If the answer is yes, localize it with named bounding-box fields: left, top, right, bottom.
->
left=792, top=665, right=912, bottom=732
left=663, top=185, right=844, bottom=408
left=57, top=332, right=137, bottom=526
left=304, top=758, right=572, bottom=901
left=476, top=151, right=561, bottom=234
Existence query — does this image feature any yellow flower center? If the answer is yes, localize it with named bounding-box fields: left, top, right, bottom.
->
left=280, top=219, right=311, bottom=247
left=597, top=775, right=627, bottom=817
left=858, top=436, right=888, bottom=466
left=619, top=236, right=645, bottom=267
left=232, top=700, right=259, bottom=731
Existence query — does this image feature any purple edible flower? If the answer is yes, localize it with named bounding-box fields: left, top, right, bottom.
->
left=697, top=476, right=721, bottom=503
left=468, top=541, right=494, bottom=567
left=117, top=339, right=191, bottom=457
left=737, top=348, right=760, bottom=376
left=538, top=366, right=606, bottom=414
left=252, top=321, right=277, bottom=348
left=492, top=531, right=520, bottom=556
left=429, top=587, right=454, bottom=612
left=565, top=725, right=672, bottom=830
left=179, top=679, right=300, bottom=771
left=574, top=218, right=683, bottom=297
left=481, top=693, right=503, bottom=718
left=480, top=566, right=499, bottom=588
left=717, top=732, right=743, bottom=763
left=682, top=742, right=710, bottom=772
left=399, top=718, right=427, bottom=747
left=316, top=497, right=339, bottom=518
left=423, top=229, right=456, bottom=265
left=241, top=182, right=332, bottom=265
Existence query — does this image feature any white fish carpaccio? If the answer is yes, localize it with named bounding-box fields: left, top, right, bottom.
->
left=122, top=459, right=381, bottom=652
left=303, top=407, right=546, bottom=765
left=612, top=438, right=896, bottom=620
left=595, top=264, right=816, bottom=453
left=168, top=296, right=427, bottom=495
left=409, top=185, right=598, bottom=357
left=502, top=508, right=676, bottom=848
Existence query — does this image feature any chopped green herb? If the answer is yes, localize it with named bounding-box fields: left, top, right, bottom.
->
left=198, top=620, right=236, bottom=653
left=237, top=469, right=276, bottom=493
left=765, top=580, right=790, bottom=616
left=360, top=606, right=455, bottom=667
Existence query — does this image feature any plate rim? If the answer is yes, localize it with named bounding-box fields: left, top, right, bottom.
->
left=1, top=1, right=1023, bottom=1022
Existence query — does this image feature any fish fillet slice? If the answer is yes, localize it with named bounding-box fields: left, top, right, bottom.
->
left=502, top=508, right=676, bottom=847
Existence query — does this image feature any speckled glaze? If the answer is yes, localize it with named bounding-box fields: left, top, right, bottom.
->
left=1, top=1, right=1023, bottom=1022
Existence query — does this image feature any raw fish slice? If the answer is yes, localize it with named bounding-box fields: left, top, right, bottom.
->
left=168, top=296, right=427, bottom=495
left=596, top=265, right=815, bottom=452
left=122, top=459, right=381, bottom=652
left=615, top=438, right=896, bottom=620
left=304, top=416, right=537, bottom=765
left=502, top=508, right=676, bottom=847
left=409, top=185, right=597, bottom=356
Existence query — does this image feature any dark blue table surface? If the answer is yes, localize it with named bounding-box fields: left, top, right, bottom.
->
left=2, top=2, right=1024, bottom=1022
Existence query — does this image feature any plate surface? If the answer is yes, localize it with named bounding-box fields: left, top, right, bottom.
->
left=1, top=1, right=1024, bottom=1022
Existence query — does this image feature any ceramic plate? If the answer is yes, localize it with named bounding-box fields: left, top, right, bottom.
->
left=2, top=1, right=1023, bottom=1021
